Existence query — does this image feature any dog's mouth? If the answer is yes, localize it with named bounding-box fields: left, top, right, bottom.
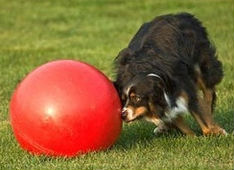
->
left=122, top=115, right=143, bottom=123
left=122, top=105, right=148, bottom=123
left=123, top=119, right=135, bottom=123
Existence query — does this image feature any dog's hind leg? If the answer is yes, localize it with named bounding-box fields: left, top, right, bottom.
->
left=194, top=63, right=226, bottom=135
left=190, top=95, right=227, bottom=135
left=196, top=72, right=216, bottom=116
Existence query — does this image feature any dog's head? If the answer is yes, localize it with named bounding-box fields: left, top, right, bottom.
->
left=120, top=73, right=168, bottom=122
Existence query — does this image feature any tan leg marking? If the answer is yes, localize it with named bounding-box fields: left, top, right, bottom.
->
left=173, top=115, right=195, bottom=136
left=192, top=93, right=227, bottom=136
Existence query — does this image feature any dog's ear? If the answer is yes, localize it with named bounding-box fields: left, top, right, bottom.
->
left=148, top=81, right=168, bottom=109
left=115, top=48, right=133, bottom=66
left=147, top=74, right=166, bottom=91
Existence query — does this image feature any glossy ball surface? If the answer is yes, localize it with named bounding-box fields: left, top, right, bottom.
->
left=10, top=60, right=122, bottom=157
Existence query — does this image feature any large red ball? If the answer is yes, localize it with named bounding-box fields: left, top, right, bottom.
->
left=10, top=60, right=122, bottom=157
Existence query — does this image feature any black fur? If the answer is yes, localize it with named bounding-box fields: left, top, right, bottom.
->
left=114, top=13, right=223, bottom=125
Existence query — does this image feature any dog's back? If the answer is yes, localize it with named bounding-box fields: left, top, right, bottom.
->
left=129, top=13, right=206, bottom=55
left=125, top=12, right=223, bottom=87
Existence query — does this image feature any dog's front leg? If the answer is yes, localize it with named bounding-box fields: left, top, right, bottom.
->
left=153, top=121, right=170, bottom=135
left=145, top=116, right=169, bottom=135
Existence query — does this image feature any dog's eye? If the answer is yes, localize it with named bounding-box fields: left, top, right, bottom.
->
left=130, top=95, right=141, bottom=103
left=135, top=96, right=141, bottom=102
left=130, top=93, right=142, bottom=103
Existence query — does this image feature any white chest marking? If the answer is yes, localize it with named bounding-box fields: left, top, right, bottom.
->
left=164, top=93, right=188, bottom=121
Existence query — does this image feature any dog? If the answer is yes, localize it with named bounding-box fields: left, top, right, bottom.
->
left=114, top=12, right=227, bottom=136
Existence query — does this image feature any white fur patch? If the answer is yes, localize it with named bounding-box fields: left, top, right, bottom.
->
left=125, top=86, right=132, bottom=96
left=124, top=83, right=135, bottom=97
left=221, top=129, right=228, bottom=136
left=164, top=96, right=188, bottom=121
left=194, top=64, right=201, bottom=74
left=122, top=106, right=134, bottom=120
left=153, top=125, right=169, bottom=135
left=164, top=92, right=171, bottom=107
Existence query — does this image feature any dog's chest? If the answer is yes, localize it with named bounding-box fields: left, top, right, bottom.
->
left=163, top=93, right=189, bottom=121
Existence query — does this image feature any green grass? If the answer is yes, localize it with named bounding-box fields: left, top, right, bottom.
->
left=0, top=0, right=234, bottom=169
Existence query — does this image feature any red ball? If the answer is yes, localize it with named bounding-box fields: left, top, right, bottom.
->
left=10, top=60, right=122, bottom=157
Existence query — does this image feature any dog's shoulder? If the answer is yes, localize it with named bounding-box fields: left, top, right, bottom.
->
left=128, top=22, right=152, bottom=51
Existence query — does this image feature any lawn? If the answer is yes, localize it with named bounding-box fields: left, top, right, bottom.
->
left=0, top=0, right=233, bottom=169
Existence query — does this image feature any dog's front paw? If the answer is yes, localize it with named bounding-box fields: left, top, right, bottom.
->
left=153, top=126, right=169, bottom=136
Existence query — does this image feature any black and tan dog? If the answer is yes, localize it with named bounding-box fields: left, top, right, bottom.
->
left=114, top=12, right=226, bottom=136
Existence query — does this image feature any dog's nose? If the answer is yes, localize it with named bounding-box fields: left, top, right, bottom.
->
left=121, top=108, right=127, bottom=119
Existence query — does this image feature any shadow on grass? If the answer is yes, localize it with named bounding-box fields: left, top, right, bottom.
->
left=114, top=121, right=182, bottom=150
left=115, top=109, right=234, bottom=151
left=214, top=110, right=234, bottom=133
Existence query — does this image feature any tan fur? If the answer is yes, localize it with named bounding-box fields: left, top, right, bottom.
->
left=135, top=106, right=148, bottom=117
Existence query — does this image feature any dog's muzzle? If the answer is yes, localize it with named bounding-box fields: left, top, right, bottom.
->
left=121, top=108, right=128, bottom=119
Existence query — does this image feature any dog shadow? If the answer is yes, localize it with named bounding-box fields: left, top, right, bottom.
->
left=114, top=121, right=181, bottom=150
left=114, top=111, right=234, bottom=151
left=115, top=110, right=234, bottom=151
